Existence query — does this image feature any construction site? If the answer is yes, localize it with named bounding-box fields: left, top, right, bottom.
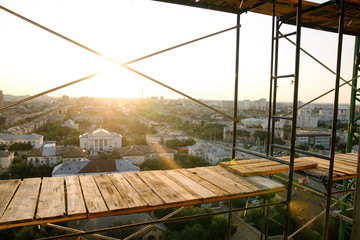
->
left=0, top=0, right=359, bottom=239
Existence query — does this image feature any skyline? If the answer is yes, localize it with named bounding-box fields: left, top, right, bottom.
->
left=0, top=0, right=357, bottom=104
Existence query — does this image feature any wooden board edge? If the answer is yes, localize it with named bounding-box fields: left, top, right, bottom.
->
left=0, top=214, right=86, bottom=230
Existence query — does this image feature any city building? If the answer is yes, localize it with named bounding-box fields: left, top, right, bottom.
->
left=295, top=132, right=331, bottom=149
left=241, top=118, right=267, bottom=128
left=121, top=145, right=175, bottom=164
left=62, top=119, right=79, bottom=129
left=79, top=128, right=122, bottom=155
left=188, top=142, right=231, bottom=164
left=297, top=107, right=318, bottom=128
left=121, top=146, right=146, bottom=164
left=146, top=132, right=188, bottom=145
left=27, top=143, right=86, bottom=166
left=51, top=159, right=89, bottom=177
left=0, top=150, right=14, bottom=169
left=239, top=98, right=267, bottom=111
left=61, top=95, right=70, bottom=104
left=77, top=159, right=139, bottom=175
left=0, top=133, right=43, bottom=149
left=74, top=115, right=104, bottom=124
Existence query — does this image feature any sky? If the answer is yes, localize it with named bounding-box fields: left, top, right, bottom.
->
left=0, top=0, right=357, bottom=103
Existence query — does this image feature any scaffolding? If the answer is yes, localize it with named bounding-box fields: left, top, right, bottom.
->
left=0, top=0, right=360, bottom=240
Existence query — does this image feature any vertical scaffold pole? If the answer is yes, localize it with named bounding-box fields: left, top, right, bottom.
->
left=229, top=13, right=240, bottom=240
left=263, top=5, right=276, bottom=240
left=270, top=16, right=280, bottom=157
left=266, top=4, right=276, bottom=156
left=351, top=142, right=360, bottom=240
left=324, top=0, right=345, bottom=239
left=339, top=36, right=360, bottom=240
left=283, top=0, right=302, bottom=239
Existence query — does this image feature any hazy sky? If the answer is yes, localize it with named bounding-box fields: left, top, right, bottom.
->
left=0, top=0, right=356, bottom=103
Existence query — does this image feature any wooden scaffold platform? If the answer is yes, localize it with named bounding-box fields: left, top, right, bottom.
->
left=0, top=152, right=357, bottom=231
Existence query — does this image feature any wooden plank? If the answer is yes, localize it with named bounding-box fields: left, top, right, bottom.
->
left=36, top=177, right=65, bottom=220
left=228, top=160, right=284, bottom=169
left=304, top=157, right=356, bottom=175
left=0, top=179, right=20, bottom=218
left=93, top=174, right=128, bottom=211
left=152, top=171, right=198, bottom=202
left=225, top=159, right=317, bottom=177
left=122, top=172, right=164, bottom=206
left=220, top=158, right=272, bottom=167
left=186, top=167, right=244, bottom=195
left=304, top=168, right=340, bottom=178
left=0, top=178, right=41, bottom=224
left=226, top=164, right=288, bottom=176
left=177, top=168, right=228, bottom=196
left=65, top=175, right=86, bottom=217
left=164, top=170, right=218, bottom=199
left=79, top=175, right=108, bottom=215
left=246, top=176, right=285, bottom=192
left=335, top=153, right=358, bottom=162
left=209, top=166, right=285, bottom=194
left=208, top=166, right=261, bottom=192
left=136, top=171, right=185, bottom=204
left=108, top=173, right=147, bottom=209
left=198, top=167, right=254, bottom=193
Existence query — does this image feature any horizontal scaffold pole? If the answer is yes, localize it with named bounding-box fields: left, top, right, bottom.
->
left=39, top=201, right=285, bottom=240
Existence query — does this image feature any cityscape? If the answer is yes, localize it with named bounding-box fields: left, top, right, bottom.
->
left=0, top=0, right=359, bottom=239
left=0, top=91, right=355, bottom=239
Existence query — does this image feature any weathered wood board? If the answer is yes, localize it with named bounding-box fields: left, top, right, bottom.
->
left=220, top=158, right=317, bottom=176
left=65, top=175, right=86, bottom=217
left=0, top=160, right=292, bottom=230
left=0, top=179, right=20, bottom=218
left=0, top=178, right=41, bottom=224
left=36, top=177, right=65, bottom=220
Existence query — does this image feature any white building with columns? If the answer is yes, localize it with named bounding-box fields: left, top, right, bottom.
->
left=79, top=128, right=122, bottom=155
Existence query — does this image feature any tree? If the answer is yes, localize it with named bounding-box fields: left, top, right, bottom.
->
left=107, top=220, right=139, bottom=238
left=253, top=130, right=267, bottom=143
left=166, top=139, right=182, bottom=150
left=8, top=142, right=33, bottom=151
left=184, top=138, right=196, bottom=146
left=3, top=158, right=53, bottom=179
left=36, top=122, right=81, bottom=144
left=274, top=137, right=286, bottom=145
left=297, top=144, right=309, bottom=151
left=62, top=136, right=80, bottom=146
left=156, top=206, right=236, bottom=240
left=178, top=224, right=207, bottom=240
left=0, top=116, right=6, bottom=128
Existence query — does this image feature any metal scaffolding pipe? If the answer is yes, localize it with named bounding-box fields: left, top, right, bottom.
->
left=282, top=74, right=360, bottom=117
left=39, top=202, right=285, bottom=240
left=233, top=146, right=290, bottom=165
left=229, top=13, right=241, bottom=240
left=0, top=5, right=240, bottom=121
left=323, top=0, right=345, bottom=238
left=270, top=17, right=281, bottom=156
left=351, top=145, right=360, bottom=239
left=266, top=4, right=276, bottom=156
left=123, top=207, right=185, bottom=240
left=279, top=31, right=360, bottom=94
left=272, top=144, right=330, bottom=160
left=45, top=223, right=119, bottom=240
left=283, top=0, right=302, bottom=238
left=288, top=191, right=352, bottom=239
left=0, top=73, right=100, bottom=111
left=272, top=175, right=353, bottom=208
